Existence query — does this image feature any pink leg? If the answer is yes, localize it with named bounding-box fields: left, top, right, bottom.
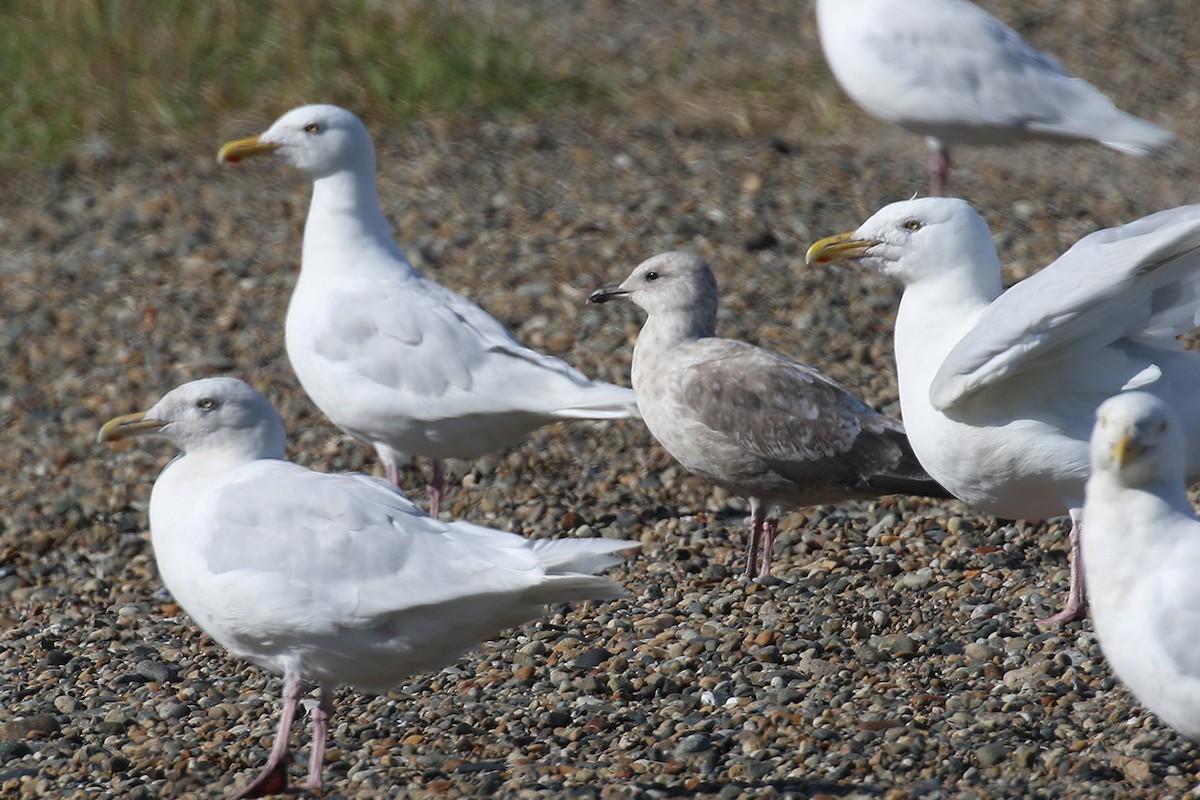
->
left=928, top=140, right=950, bottom=196
left=1036, top=511, right=1089, bottom=627
left=745, top=503, right=765, bottom=579
left=303, top=685, right=335, bottom=792
left=231, top=669, right=303, bottom=799
left=384, top=460, right=401, bottom=488
left=759, top=516, right=779, bottom=577
left=428, top=459, right=445, bottom=518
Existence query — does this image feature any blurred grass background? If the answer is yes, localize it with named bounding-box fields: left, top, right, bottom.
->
left=0, top=0, right=837, bottom=170
left=0, top=0, right=600, bottom=169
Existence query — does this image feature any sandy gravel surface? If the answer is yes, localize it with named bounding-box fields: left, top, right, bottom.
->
left=2, top=2, right=1200, bottom=798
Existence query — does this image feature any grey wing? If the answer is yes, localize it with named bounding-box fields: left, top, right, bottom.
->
left=196, top=462, right=546, bottom=624
left=932, top=204, right=1200, bottom=410
left=678, top=342, right=928, bottom=494
left=313, top=277, right=601, bottom=404
left=868, top=3, right=1072, bottom=128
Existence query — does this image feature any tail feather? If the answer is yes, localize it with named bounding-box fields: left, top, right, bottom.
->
left=551, top=385, right=641, bottom=421
left=522, top=573, right=628, bottom=605
left=531, top=537, right=640, bottom=575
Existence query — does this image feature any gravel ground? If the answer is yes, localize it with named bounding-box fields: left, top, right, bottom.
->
left=3, top=2, right=1200, bottom=798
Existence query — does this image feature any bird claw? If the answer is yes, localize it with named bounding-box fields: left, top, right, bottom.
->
left=1034, top=598, right=1088, bottom=627
left=230, top=758, right=290, bottom=799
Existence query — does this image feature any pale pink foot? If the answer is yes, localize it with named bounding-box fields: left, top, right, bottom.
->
left=427, top=459, right=445, bottom=518
left=759, top=516, right=779, bottom=577
left=231, top=669, right=303, bottom=799
left=745, top=504, right=765, bottom=579
left=302, top=686, right=335, bottom=792
left=1036, top=514, right=1088, bottom=627
left=928, top=139, right=950, bottom=196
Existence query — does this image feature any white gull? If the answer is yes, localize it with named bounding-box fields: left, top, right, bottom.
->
left=1083, top=391, right=1200, bottom=741
left=816, top=0, right=1177, bottom=194
left=807, top=197, right=1200, bottom=624
left=218, top=105, right=639, bottom=516
left=99, top=376, right=637, bottom=798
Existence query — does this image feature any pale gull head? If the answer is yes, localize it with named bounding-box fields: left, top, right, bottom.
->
left=99, top=376, right=286, bottom=462
left=587, top=251, right=718, bottom=324
left=218, top=104, right=374, bottom=179
left=1091, top=391, right=1185, bottom=490
left=806, top=197, right=1000, bottom=287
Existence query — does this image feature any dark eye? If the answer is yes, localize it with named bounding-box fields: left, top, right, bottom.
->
left=196, top=398, right=217, bottom=411
left=903, top=219, right=922, bottom=231
left=645, top=271, right=660, bottom=282
left=303, top=123, right=320, bottom=133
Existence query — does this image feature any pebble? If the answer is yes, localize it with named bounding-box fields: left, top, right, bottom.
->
left=2, top=4, right=1198, bottom=797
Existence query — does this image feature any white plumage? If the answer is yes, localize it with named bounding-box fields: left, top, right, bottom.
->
left=807, top=197, right=1200, bottom=624
left=218, top=105, right=639, bottom=516
left=816, top=0, right=1177, bottom=194
left=100, top=376, right=636, bottom=798
left=1083, top=391, right=1200, bottom=741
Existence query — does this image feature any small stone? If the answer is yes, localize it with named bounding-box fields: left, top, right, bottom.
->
left=896, top=568, right=934, bottom=590
left=675, top=733, right=712, bottom=756
left=0, top=741, right=33, bottom=762
left=136, top=658, right=177, bottom=683
left=544, top=711, right=572, bottom=729
left=878, top=634, right=918, bottom=658
left=156, top=701, right=188, bottom=721
left=969, top=603, right=1000, bottom=620
left=573, top=648, right=611, bottom=669
left=1015, top=745, right=1038, bottom=768
left=97, top=710, right=130, bottom=735
left=976, top=743, right=1008, bottom=767
left=964, top=642, right=998, bottom=661
left=1112, top=755, right=1153, bottom=784
left=52, top=696, right=78, bottom=714
left=0, top=715, right=60, bottom=741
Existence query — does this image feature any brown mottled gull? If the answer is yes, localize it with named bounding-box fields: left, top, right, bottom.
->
left=588, top=252, right=947, bottom=577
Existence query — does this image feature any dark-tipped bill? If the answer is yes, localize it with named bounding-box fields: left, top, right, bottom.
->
left=805, top=231, right=876, bottom=265
left=217, top=136, right=279, bottom=164
left=99, top=412, right=163, bottom=443
left=587, top=284, right=630, bottom=304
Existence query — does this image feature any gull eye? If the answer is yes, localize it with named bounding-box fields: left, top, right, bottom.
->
left=903, top=219, right=922, bottom=231
left=645, top=271, right=660, bottom=282
left=303, top=123, right=320, bottom=134
left=196, top=398, right=217, bottom=411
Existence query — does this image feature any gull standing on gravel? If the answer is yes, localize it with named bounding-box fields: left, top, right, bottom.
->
left=815, top=0, right=1177, bottom=194
left=99, top=376, right=637, bottom=799
left=806, top=197, right=1200, bottom=624
left=588, top=252, right=947, bottom=577
left=218, top=105, right=639, bottom=516
left=1082, top=391, right=1200, bottom=740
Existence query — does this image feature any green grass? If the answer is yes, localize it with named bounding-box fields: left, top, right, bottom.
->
left=0, top=0, right=599, bottom=168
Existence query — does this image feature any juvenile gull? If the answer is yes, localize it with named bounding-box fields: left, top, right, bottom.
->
left=588, top=252, right=946, bottom=577
left=816, top=0, right=1177, bottom=195
left=218, top=105, right=639, bottom=516
left=1083, top=391, right=1200, bottom=740
left=807, top=197, right=1200, bottom=624
left=99, top=377, right=637, bottom=798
